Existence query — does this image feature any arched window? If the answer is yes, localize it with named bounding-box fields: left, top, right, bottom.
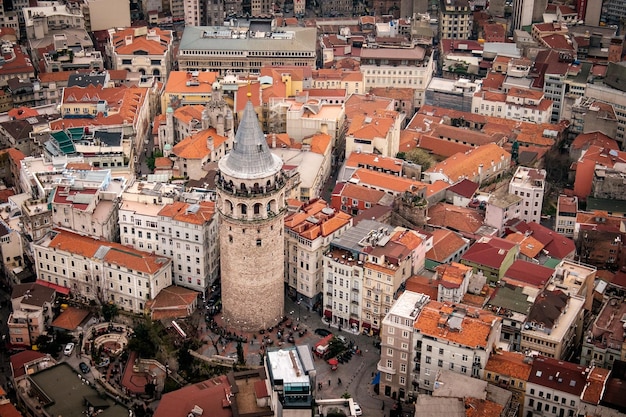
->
left=240, top=204, right=247, bottom=215
left=254, top=203, right=262, bottom=215
left=226, top=200, right=233, bottom=215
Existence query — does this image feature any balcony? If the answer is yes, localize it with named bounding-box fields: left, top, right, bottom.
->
left=351, top=287, right=359, bottom=292
left=377, top=361, right=396, bottom=375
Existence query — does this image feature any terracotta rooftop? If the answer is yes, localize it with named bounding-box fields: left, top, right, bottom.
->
left=145, top=285, right=198, bottom=320
left=171, top=128, right=228, bottom=159
left=345, top=152, right=403, bottom=174
left=571, top=132, right=618, bottom=151
left=51, top=306, right=90, bottom=331
left=414, top=300, right=500, bottom=349
left=46, top=229, right=171, bottom=274
left=344, top=93, right=395, bottom=120
left=557, top=195, right=577, bottom=214
left=332, top=182, right=394, bottom=207
left=404, top=275, right=439, bottom=300
left=164, top=71, right=218, bottom=94
left=427, top=203, right=484, bottom=235
left=581, top=367, right=610, bottom=405
left=417, top=134, right=473, bottom=158
left=284, top=199, right=352, bottom=240
left=111, top=27, right=172, bottom=55
left=426, top=229, right=468, bottom=263
left=437, top=262, right=471, bottom=289
left=447, top=179, right=479, bottom=199
left=350, top=168, right=426, bottom=194
left=505, top=232, right=545, bottom=259
left=484, top=351, right=532, bottom=381
left=157, top=201, right=216, bottom=225
left=173, top=104, right=204, bottom=124
left=9, top=350, right=48, bottom=379
left=426, top=143, right=511, bottom=184
left=154, top=375, right=234, bottom=417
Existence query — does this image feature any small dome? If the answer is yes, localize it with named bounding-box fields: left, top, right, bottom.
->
left=164, top=143, right=172, bottom=150
left=212, top=81, right=221, bottom=90
left=166, top=106, right=173, bottom=114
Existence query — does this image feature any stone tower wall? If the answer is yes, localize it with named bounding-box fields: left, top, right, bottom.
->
left=217, top=171, right=286, bottom=332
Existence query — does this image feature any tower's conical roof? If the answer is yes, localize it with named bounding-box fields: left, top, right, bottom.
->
left=219, top=100, right=282, bottom=179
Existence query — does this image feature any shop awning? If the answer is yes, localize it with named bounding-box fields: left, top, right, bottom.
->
left=362, top=322, right=371, bottom=329
left=349, top=318, right=359, bottom=326
left=324, top=310, right=332, bottom=319
left=36, top=279, right=70, bottom=295
left=372, top=372, right=380, bottom=385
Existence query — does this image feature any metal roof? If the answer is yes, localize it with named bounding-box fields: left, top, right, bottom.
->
left=218, top=100, right=282, bottom=179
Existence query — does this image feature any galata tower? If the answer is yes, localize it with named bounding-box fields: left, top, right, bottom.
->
left=216, top=98, right=286, bottom=332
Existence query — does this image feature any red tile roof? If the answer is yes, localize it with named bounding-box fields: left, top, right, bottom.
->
left=528, top=356, right=587, bottom=396
left=9, top=350, right=48, bottom=379
left=447, top=179, right=478, bottom=199
left=571, top=132, right=619, bottom=151
left=284, top=199, right=352, bottom=239
left=503, top=259, right=554, bottom=289
left=111, top=27, right=172, bottom=55
left=461, top=236, right=517, bottom=269
left=404, top=274, right=439, bottom=300
left=154, top=375, right=234, bottom=417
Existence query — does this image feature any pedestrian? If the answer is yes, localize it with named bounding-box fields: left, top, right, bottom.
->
left=338, top=378, right=342, bottom=385
left=328, top=380, right=331, bottom=387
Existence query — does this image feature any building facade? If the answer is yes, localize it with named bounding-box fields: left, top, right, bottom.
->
left=508, top=166, right=546, bottom=224
left=33, top=229, right=172, bottom=313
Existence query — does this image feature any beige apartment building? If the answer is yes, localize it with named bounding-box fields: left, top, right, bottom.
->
left=108, top=27, right=174, bottom=82
left=379, top=291, right=430, bottom=401
left=379, top=294, right=502, bottom=400
left=8, top=283, right=55, bottom=347
left=285, top=199, right=352, bottom=310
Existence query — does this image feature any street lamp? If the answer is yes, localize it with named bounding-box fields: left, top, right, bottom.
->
left=297, top=298, right=302, bottom=321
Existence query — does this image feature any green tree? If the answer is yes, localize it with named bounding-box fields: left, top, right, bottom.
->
left=128, top=321, right=160, bottom=358
left=403, top=148, right=435, bottom=171
left=177, top=341, right=195, bottom=375
left=146, top=150, right=164, bottom=171
left=102, top=303, right=119, bottom=322
left=236, top=340, right=245, bottom=365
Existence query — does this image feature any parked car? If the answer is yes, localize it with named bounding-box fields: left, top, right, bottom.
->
left=64, top=342, right=75, bottom=356
left=353, top=402, right=362, bottom=416
left=79, top=362, right=90, bottom=374
left=314, top=328, right=332, bottom=337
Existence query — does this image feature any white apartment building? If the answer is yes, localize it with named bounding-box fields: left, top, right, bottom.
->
left=555, top=195, right=577, bottom=238
left=485, top=193, right=523, bottom=233
left=360, top=49, right=435, bottom=107
left=107, top=27, right=174, bottom=82
left=472, top=87, right=554, bottom=124
left=409, top=299, right=501, bottom=396
left=33, top=229, right=171, bottom=313
left=157, top=201, right=219, bottom=294
left=8, top=283, right=55, bottom=347
left=379, top=291, right=430, bottom=401
left=284, top=200, right=352, bottom=310
left=508, top=166, right=546, bottom=224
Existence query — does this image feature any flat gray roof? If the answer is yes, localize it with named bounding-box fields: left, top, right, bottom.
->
left=29, top=363, right=129, bottom=417
left=179, top=26, right=316, bottom=52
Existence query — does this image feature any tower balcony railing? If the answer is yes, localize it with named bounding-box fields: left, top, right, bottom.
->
left=215, top=172, right=288, bottom=198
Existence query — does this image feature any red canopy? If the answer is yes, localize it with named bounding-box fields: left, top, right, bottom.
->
left=327, top=358, right=339, bottom=366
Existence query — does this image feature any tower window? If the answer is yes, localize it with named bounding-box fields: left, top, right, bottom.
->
left=256, top=239, right=262, bottom=246
left=229, top=235, right=233, bottom=243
